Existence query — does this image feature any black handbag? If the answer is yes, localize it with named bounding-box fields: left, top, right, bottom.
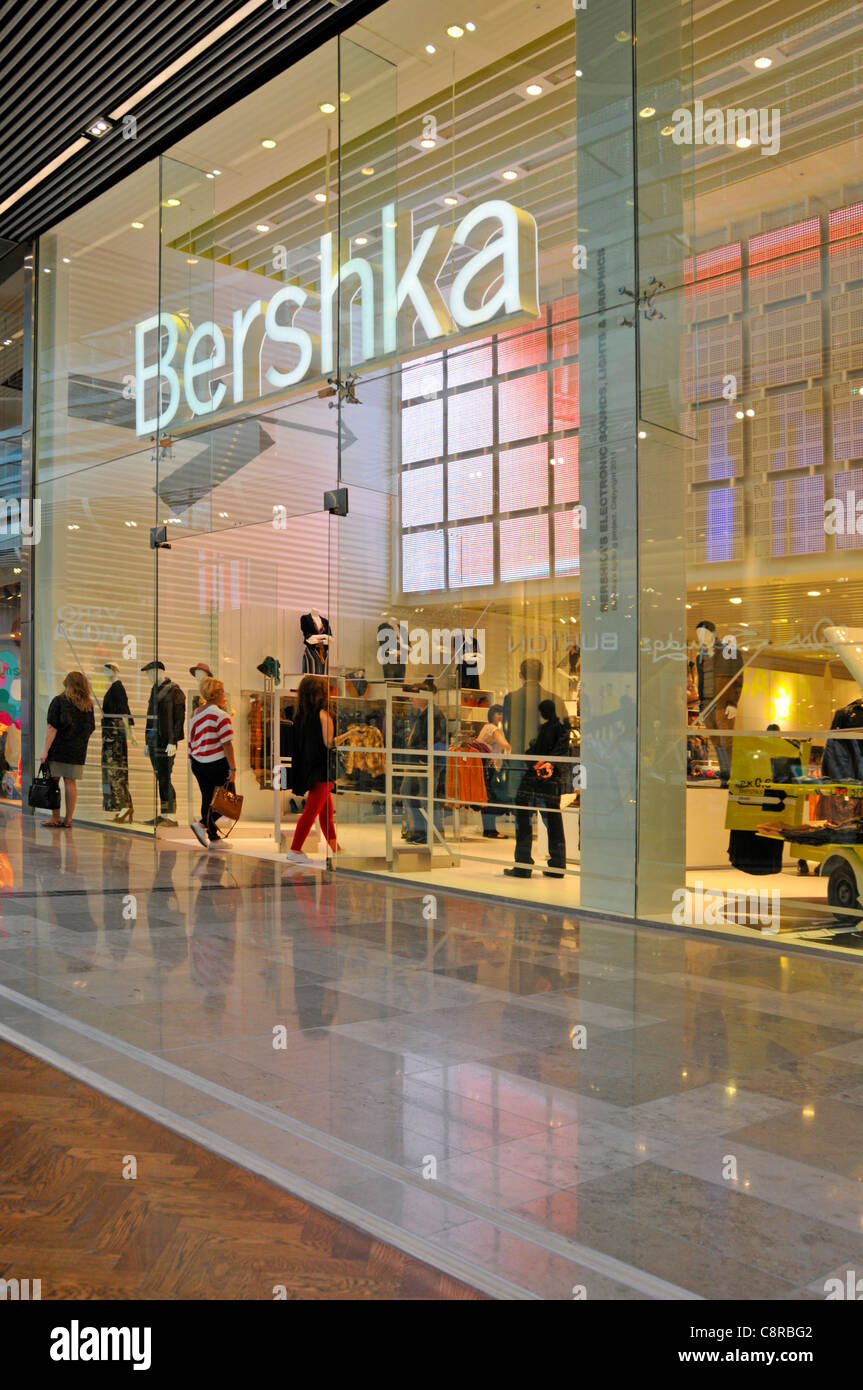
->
left=28, top=763, right=61, bottom=811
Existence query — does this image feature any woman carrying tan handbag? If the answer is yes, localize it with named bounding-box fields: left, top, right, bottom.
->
left=187, top=678, right=239, bottom=850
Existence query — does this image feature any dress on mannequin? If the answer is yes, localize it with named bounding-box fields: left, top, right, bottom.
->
left=101, top=672, right=134, bottom=813
left=300, top=612, right=332, bottom=675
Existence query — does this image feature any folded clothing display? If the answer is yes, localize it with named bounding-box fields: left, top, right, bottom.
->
left=765, top=819, right=863, bottom=846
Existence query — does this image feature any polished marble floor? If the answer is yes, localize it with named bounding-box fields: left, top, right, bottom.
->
left=3, top=807, right=863, bottom=1298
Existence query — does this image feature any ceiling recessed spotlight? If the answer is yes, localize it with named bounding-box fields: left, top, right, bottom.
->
left=447, top=24, right=465, bottom=37
left=165, top=198, right=181, bottom=206
left=808, top=590, right=821, bottom=597
left=256, top=223, right=271, bottom=232
left=745, top=407, right=755, bottom=417
left=661, top=125, right=674, bottom=136
left=443, top=194, right=459, bottom=205
left=131, top=221, right=144, bottom=229
left=575, top=68, right=583, bottom=76
left=735, top=410, right=745, bottom=419
left=736, top=136, right=752, bottom=148
left=638, top=430, right=647, bottom=439
left=729, top=596, right=743, bottom=604
left=525, top=83, right=544, bottom=96
left=339, top=92, right=350, bottom=102
left=314, top=191, right=327, bottom=202
left=615, top=31, right=630, bottom=41
left=425, top=43, right=436, bottom=53
left=753, top=55, right=773, bottom=69
left=2, top=339, right=10, bottom=346
left=354, top=235, right=368, bottom=245
left=186, top=257, right=198, bottom=264
left=218, top=512, right=229, bottom=518
left=205, top=172, right=214, bottom=179
left=83, top=117, right=112, bottom=139
left=123, top=520, right=137, bottom=527
left=43, top=267, right=52, bottom=274
left=361, top=166, right=375, bottom=175
left=61, top=256, right=70, bottom=263
left=212, top=169, right=221, bottom=175
left=501, top=169, right=519, bottom=180
left=320, top=102, right=336, bottom=114
left=66, top=523, right=79, bottom=531
left=261, top=138, right=277, bottom=148
left=465, top=20, right=476, bottom=30
left=639, top=106, right=656, bottom=118
left=420, top=137, right=437, bottom=148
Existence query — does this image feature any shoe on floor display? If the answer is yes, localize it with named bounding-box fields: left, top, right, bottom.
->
left=191, top=821, right=209, bottom=848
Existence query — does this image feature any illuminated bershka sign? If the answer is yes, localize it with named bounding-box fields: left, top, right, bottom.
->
left=134, top=199, right=539, bottom=436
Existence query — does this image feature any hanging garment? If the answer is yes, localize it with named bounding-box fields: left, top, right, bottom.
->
left=446, top=740, right=490, bottom=806
left=334, top=723, right=385, bottom=776
left=101, top=680, right=134, bottom=811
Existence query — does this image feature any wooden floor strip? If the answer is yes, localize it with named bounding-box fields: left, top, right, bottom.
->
left=0, top=1039, right=485, bottom=1301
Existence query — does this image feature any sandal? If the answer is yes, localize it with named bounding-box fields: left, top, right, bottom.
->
left=42, top=820, right=64, bottom=828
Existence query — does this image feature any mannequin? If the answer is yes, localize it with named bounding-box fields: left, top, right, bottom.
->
left=142, top=660, right=185, bottom=825
left=190, top=661, right=214, bottom=712
left=457, top=631, right=481, bottom=689
left=102, top=663, right=135, bottom=821
left=377, top=619, right=405, bottom=681
left=300, top=612, right=331, bottom=674
left=695, top=619, right=743, bottom=786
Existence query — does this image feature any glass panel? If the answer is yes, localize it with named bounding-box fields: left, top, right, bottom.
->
left=34, top=165, right=162, bottom=833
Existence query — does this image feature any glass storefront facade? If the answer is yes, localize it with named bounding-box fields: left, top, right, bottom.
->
left=23, top=0, right=863, bottom=950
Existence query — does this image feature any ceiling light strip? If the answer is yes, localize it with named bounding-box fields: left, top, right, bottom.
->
left=0, top=0, right=269, bottom=219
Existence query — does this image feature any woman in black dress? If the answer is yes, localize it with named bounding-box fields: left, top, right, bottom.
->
left=39, top=671, right=96, bottom=828
left=101, top=664, right=135, bottom=820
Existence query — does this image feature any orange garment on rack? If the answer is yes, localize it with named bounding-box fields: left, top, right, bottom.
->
left=446, top=740, right=489, bottom=806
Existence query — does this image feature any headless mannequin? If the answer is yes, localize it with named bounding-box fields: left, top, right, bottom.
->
left=102, top=663, right=135, bottom=819
left=695, top=621, right=742, bottom=785
left=105, top=666, right=136, bottom=745
left=301, top=611, right=331, bottom=675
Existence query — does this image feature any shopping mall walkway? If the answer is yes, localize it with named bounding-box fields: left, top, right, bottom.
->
left=3, top=808, right=863, bottom=1300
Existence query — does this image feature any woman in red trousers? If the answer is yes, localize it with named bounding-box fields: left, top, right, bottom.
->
left=286, top=675, right=339, bottom=865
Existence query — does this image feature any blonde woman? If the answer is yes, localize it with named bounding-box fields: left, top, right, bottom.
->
left=39, top=671, right=96, bottom=827
left=188, top=677, right=236, bottom=849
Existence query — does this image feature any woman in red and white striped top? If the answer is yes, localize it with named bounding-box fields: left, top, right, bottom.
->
left=188, top=678, right=236, bottom=849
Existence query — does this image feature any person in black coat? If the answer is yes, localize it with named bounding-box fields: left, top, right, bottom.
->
left=505, top=699, right=570, bottom=880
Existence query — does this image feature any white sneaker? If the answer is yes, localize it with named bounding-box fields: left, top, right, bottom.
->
left=191, top=821, right=209, bottom=848
left=285, top=849, right=319, bottom=867
left=209, top=840, right=230, bottom=852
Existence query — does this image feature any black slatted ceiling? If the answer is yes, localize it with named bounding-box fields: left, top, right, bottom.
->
left=0, top=0, right=383, bottom=242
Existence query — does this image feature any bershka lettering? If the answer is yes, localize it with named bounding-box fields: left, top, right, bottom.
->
left=49, top=1320, right=152, bottom=1371
left=135, top=198, right=539, bottom=436
left=670, top=101, right=780, bottom=155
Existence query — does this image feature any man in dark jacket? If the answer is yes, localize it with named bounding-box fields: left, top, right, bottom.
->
left=505, top=699, right=570, bottom=879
